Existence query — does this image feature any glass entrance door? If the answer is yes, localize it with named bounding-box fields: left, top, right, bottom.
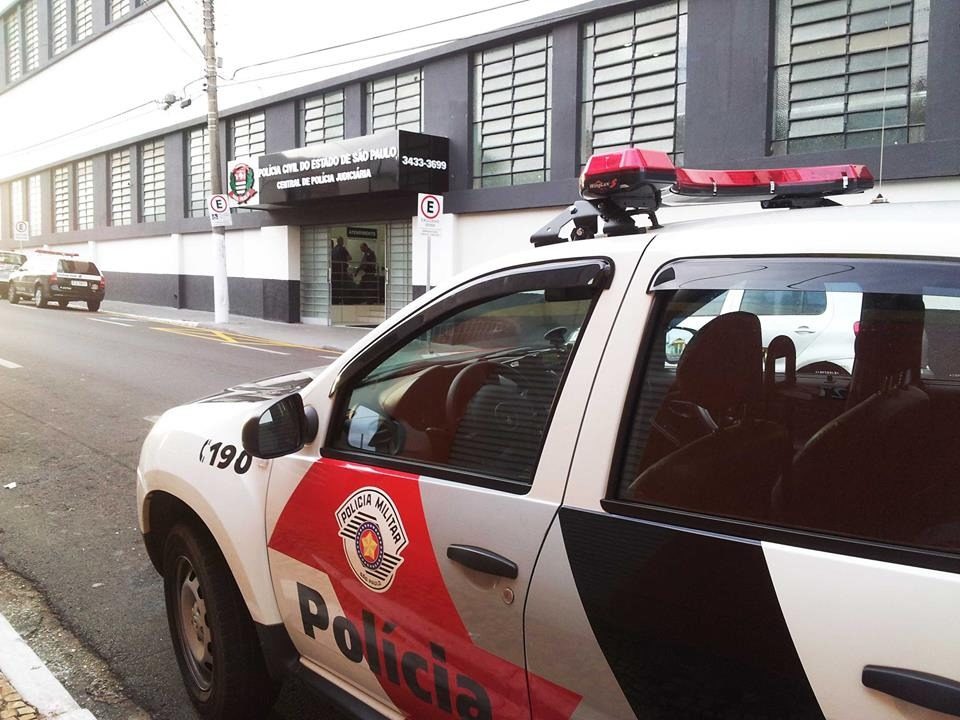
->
left=301, top=222, right=411, bottom=326
left=300, top=225, right=330, bottom=323
left=385, top=220, right=413, bottom=317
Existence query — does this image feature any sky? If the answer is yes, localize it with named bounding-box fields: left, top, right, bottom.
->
left=0, top=0, right=594, bottom=177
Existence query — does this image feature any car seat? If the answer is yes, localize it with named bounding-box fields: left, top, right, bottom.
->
left=628, top=312, right=791, bottom=520
left=778, top=294, right=929, bottom=540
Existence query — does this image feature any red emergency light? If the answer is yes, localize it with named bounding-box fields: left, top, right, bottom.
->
left=579, top=148, right=677, bottom=200
left=673, top=164, right=874, bottom=197
left=531, top=149, right=877, bottom=247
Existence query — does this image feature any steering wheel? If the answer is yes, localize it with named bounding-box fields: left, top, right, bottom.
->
left=445, top=361, right=524, bottom=431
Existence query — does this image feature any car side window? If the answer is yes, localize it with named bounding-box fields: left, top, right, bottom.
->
left=617, top=258, right=960, bottom=553
left=330, top=287, right=595, bottom=489
left=739, top=289, right=827, bottom=316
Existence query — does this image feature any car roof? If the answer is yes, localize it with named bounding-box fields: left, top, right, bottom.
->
left=28, top=253, right=97, bottom=263
left=476, top=200, right=960, bottom=271
left=650, top=199, right=959, bottom=259
left=405, top=200, right=959, bottom=305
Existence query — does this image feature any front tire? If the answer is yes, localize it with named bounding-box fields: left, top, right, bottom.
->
left=8, top=284, right=18, bottom=304
left=162, top=524, right=275, bottom=720
left=33, top=285, right=47, bottom=308
left=86, top=299, right=100, bottom=312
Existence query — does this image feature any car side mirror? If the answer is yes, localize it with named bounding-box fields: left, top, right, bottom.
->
left=665, top=326, right=697, bottom=364
left=241, top=393, right=320, bottom=459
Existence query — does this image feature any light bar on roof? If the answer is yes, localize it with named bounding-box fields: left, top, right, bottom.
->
left=580, top=147, right=677, bottom=200
left=673, top=164, right=874, bottom=197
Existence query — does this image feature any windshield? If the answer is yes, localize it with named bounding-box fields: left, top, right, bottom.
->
left=0, top=252, right=25, bottom=268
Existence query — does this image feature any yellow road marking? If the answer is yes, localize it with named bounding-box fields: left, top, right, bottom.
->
left=149, top=325, right=342, bottom=356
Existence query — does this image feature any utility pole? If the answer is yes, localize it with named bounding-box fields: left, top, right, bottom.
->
left=203, top=0, right=229, bottom=323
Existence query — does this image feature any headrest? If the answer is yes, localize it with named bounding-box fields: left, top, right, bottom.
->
left=850, top=294, right=925, bottom=404
left=676, top=311, right=762, bottom=416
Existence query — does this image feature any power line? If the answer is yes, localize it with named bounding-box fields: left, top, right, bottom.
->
left=2, top=2, right=579, bottom=160
left=220, top=39, right=453, bottom=88
left=224, top=0, right=530, bottom=80
left=164, top=0, right=204, bottom=54
left=149, top=6, right=201, bottom=61
left=220, top=6, right=583, bottom=89
left=0, top=99, right=162, bottom=160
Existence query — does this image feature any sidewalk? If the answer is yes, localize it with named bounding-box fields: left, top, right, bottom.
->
left=1, top=671, right=40, bottom=719
left=0, top=613, right=95, bottom=720
left=100, top=300, right=372, bottom=353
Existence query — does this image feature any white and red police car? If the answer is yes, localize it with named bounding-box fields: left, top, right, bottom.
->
left=138, top=148, right=960, bottom=720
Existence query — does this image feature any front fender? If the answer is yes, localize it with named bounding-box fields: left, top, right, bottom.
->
left=138, top=403, right=281, bottom=626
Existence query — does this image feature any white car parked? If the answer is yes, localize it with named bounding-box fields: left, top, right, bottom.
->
left=667, top=288, right=861, bottom=375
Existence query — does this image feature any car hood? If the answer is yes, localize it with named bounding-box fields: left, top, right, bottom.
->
left=196, top=367, right=326, bottom=404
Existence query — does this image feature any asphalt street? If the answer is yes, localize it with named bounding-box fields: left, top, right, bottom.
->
left=0, top=300, right=347, bottom=719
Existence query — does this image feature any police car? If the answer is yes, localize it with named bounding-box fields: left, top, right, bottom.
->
left=8, top=249, right=105, bottom=310
left=137, top=148, right=960, bottom=720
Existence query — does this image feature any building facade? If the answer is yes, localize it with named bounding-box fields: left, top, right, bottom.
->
left=1, top=0, right=958, bottom=325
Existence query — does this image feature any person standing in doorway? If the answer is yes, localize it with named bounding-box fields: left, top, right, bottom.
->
left=331, top=237, right=352, bottom=305
left=355, top=242, right=378, bottom=304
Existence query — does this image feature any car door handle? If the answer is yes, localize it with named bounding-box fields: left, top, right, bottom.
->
left=793, top=325, right=816, bottom=334
left=446, top=545, right=518, bottom=579
left=863, top=665, right=960, bottom=717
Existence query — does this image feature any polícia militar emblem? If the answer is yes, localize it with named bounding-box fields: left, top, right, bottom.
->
left=336, top=487, right=408, bottom=592
left=227, top=162, right=257, bottom=205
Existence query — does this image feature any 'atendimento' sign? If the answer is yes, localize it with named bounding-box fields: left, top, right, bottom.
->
left=257, top=130, right=448, bottom=205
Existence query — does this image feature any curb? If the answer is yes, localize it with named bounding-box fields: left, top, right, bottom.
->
left=0, top=611, right=96, bottom=720
left=102, top=311, right=200, bottom=328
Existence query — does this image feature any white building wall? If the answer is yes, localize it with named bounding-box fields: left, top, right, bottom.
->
left=451, top=207, right=567, bottom=276
left=29, top=225, right=302, bottom=280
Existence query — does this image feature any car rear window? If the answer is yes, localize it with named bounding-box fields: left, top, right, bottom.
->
left=58, top=260, right=100, bottom=275
left=0, top=252, right=25, bottom=266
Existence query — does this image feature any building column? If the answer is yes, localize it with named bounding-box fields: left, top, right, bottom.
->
left=129, top=144, right=141, bottom=223
left=265, top=100, right=297, bottom=151
left=550, top=20, right=580, bottom=183
left=0, top=183, right=11, bottom=244
left=684, top=0, right=771, bottom=166
left=36, top=0, right=51, bottom=67
left=92, top=154, right=108, bottom=228
left=344, top=82, right=363, bottom=138
left=164, top=132, right=185, bottom=220
left=92, top=0, right=107, bottom=34
left=39, top=169, right=53, bottom=238
left=423, top=53, right=470, bottom=191
left=925, top=2, right=960, bottom=143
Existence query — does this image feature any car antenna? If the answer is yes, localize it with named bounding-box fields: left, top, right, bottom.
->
left=871, top=1, right=894, bottom=205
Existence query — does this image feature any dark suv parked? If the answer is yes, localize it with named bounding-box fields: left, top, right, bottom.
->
left=8, top=251, right=105, bottom=311
left=0, top=251, right=26, bottom=292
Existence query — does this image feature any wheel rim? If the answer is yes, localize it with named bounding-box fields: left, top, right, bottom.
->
left=174, top=556, right=214, bottom=692
left=34, top=288, right=41, bottom=306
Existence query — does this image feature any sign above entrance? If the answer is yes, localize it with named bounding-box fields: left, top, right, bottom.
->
left=347, top=226, right=378, bottom=240
left=255, top=130, right=448, bottom=206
